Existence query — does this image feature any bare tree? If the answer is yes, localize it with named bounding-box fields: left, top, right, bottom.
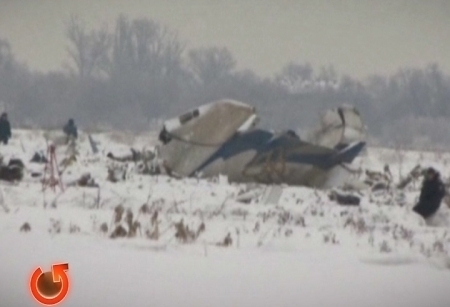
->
left=65, top=14, right=111, bottom=79
left=2, top=13, right=450, bottom=149
left=188, top=47, right=236, bottom=85
left=318, top=65, right=338, bottom=84
left=109, top=15, right=184, bottom=78
left=0, top=39, right=14, bottom=72
left=275, top=62, right=313, bottom=91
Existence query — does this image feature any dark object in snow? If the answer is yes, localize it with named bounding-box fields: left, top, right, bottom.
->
left=372, top=182, right=388, bottom=191
left=217, top=233, right=233, bottom=247
left=110, top=225, right=127, bottom=238
left=107, top=168, right=119, bottom=183
left=329, top=190, right=360, bottom=206
left=107, top=149, right=137, bottom=162
left=0, top=158, right=24, bottom=181
left=130, top=148, right=140, bottom=162
left=30, top=152, right=48, bottom=163
left=138, top=161, right=162, bottom=175
left=174, top=219, right=202, bottom=243
left=364, top=169, right=390, bottom=186
left=88, top=134, right=99, bottom=154
left=20, top=222, right=31, bottom=232
left=0, top=112, right=12, bottom=145
left=106, top=148, right=153, bottom=163
left=77, top=173, right=99, bottom=187
left=106, top=165, right=127, bottom=182
left=99, top=222, right=108, bottom=234
left=127, top=221, right=141, bottom=238
left=8, top=158, right=24, bottom=169
left=413, top=167, right=446, bottom=219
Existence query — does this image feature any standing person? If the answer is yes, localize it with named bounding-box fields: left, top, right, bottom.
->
left=158, top=125, right=171, bottom=144
left=63, top=118, right=78, bottom=143
left=413, top=167, right=446, bottom=221
left=0, top=112, right=11, bottom=145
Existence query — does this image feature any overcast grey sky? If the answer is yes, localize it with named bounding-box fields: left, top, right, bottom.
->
left=1, top=0, right=449, bottom=79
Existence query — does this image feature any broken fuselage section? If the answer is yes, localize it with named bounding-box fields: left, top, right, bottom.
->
left=157, top=99, right=366, bottom=188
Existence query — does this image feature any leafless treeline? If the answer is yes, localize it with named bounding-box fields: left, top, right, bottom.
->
left=0, top=14, right=450, bottom=149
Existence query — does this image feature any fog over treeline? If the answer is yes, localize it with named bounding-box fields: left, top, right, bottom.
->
left=1, top=15, right=450, bottom=149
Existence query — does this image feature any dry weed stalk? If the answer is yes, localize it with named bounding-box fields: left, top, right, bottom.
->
left=146, top=221, right=160, bottom=240
left=397, top=165, right=422, bottom=190
left=108, top=205, right=143, bottom=239
left=48, top=219, right=61, bottom=234
left=151, top=210, right=158, bottom=226
left=107, top=168, right=118, bottom=183
left=174, top=219, right=205, bottom=243
left=379, top=240, right=392, bottom=253
left=209, top=196, right=229, bottom=219
left=285, top=229, right=293, bottom=237
left=94, top=187, right=101, bottom=209
left=125, top=208, right=133, bottom=227
left=20, top=222, right=31, bottom=232
left=99, top=222, right=108, bottom=234
left=278, top=210, right=292, bottom=225
left=217, top=233, right=232, bottom=247
left=110, top=225, right=127, bottom=238
left=392, top=225, right=414, bottom=241
left=253, top=222, right=260, bottom=233
left=139, top=203, right=151, bottom=215
left=46, top=191, right=64, bottom=209
left=433, top=241, right=446, bottom=254
left=344, top=216, right=368, bottom=235
left=257, top=228, right=272, bottom=247
left=128, top=221, right=142, bottom=238
left=69, top=223, right=80, bottom=233
left=0, top=189, right=9, bottom=213
left=112, top=204, right=125, bottom=225
left=323, top=232, right=339, bottom=245
left=231, top=208, right=249, bottom=220
left=294, top=215, right=306, bottom=227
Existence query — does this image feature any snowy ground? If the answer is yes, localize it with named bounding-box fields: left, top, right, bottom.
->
left=0, top=129, right=450, bottom=307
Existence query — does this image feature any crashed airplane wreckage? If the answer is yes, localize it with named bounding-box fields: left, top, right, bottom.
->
left=157, top=99, right=367, bottom=188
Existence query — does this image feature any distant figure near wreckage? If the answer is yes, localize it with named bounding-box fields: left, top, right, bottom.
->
left=63, top=118, right=78, bottom=143
left=413, top=167, right=446, bottom=220
left=0, top=112, right=12, bottom=145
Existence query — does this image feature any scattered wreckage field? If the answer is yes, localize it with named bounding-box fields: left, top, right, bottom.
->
left=1, top=128, right=449, bottom=254
left=1, top=129, right=450, bottom=306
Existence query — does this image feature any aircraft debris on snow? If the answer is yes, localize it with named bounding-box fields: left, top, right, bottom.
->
left=156, top=99, right=367, bottom=189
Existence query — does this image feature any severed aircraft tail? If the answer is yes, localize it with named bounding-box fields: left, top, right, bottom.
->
left=309, top=104, right=367, bottom=150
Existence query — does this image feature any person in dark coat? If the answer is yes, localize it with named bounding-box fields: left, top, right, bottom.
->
left=63, top=118, right=78, bottom=142
left=158, top=126, right=171, bottom=144
left=0, top=112, right=12, bottom=145
left=413, top=167, right=446, bottom=219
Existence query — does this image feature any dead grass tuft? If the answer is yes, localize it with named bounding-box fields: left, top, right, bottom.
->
left=217, top=232, right=233, bottom=247
left=174, top=219, right=205, bottom=243
left=20, top=222, right=31, bottom=232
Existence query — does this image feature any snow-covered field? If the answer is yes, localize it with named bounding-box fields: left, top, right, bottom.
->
left=1, top=129, right=450, bottom=307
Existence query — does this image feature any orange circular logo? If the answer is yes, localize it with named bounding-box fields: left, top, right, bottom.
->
left=29, top=263, right=70, bottom=306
